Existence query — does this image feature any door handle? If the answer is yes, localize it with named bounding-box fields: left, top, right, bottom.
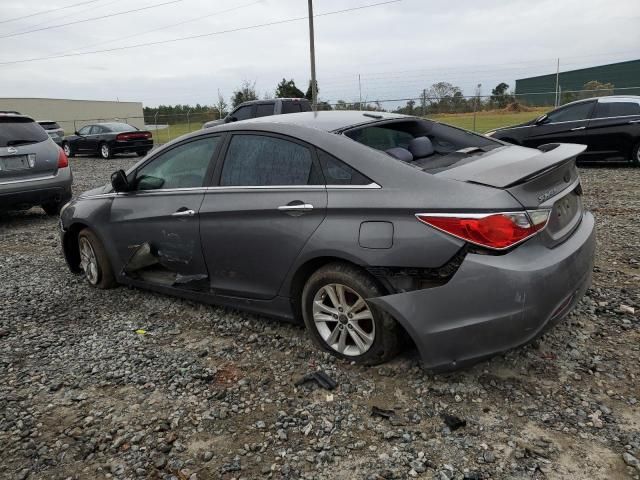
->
left=570, top=126, right=586, bottom=131
left=278, top=203, right=314, bottom=211
left=171, top=209, right=195, bottom=217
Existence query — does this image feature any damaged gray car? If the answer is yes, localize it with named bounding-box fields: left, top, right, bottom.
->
left=59, top=111, right=595, bottom=370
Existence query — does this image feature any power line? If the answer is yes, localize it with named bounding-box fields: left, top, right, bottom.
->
left=0, top=0, right=401, bottom=66
left=0, top=0, right=104, bottom=25
left=0, top=0, right=184, bottom=39
left=61, top=0, right=262, bottom=55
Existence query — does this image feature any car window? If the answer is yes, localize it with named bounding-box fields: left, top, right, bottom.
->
left=39, top=121, right=60, bottom=130
left=255, top=103, right=274, bottom=117
left=232, top=105, right=253, bottom=121
left=220, top=134, right=322, bottom=186
left=593, top=100, right=640, bottom=118
left=90, top=126, right=103, bottom=134
left=546, top=102, right=594, bottom=123
left=0, top=118, right=48, bottom=147
left=346, top=126, right=415, bottom=151
left=134, top=136, right=219, bottom=190
left=282, top=102, right=302, bottom=114
left=317, top=150, right=371, bottom=185
left=78, top=126, right=92, bottom=135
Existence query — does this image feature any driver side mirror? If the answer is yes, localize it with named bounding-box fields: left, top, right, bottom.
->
left=534, top=114, right=548, bottom=125
left=225, top=116, right=237, bottom=123
left=75, top=131, right=81, bottom=136
left=111, top=169, right=129, bottom=192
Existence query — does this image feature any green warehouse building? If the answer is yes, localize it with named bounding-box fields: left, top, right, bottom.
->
left=515, top=59, right=640, bottom=106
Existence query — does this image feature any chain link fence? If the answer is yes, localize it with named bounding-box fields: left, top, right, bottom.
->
left=54, top=87, right=640, bottom=146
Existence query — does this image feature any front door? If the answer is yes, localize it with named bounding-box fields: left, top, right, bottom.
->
left=75, top=125, right=93, bottom=152
left=107, top=135, right=221, bottom=288
left=199, top=133, right=327, bottom=300
left=523, top=100, right=595, bottom=150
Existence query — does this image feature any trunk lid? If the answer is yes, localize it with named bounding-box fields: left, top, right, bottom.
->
left=436, top=143, right=586, bottom=246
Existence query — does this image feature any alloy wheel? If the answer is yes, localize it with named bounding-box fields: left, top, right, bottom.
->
left=79, top=237, right=99, bottom=285
left=63, top=143, right=71, bottom=156
left=312, top=283, right=375, bottom=356
left=101, top=144, right=110, bottom=159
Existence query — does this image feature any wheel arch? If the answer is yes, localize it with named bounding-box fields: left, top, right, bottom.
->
left=62, top=222, right=90, bottom=273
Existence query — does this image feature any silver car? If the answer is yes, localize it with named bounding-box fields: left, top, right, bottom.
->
left=1, top=114, right=72, bottom=215
left=59, top=111, right=595, bottom=370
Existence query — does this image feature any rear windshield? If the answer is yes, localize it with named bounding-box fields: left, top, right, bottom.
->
left=0, top=119, right=48, bottom=147
left=344, top=119, right=502, bottom=172
left=102, top=122, right=137, bottom=132
left=38, top=121, right=61, bottom=130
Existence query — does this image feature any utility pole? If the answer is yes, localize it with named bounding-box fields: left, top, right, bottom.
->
left=421, top=89, right=427, bottom=117
left=554, top=58, right=560, bottom=107
left=307, top=0, right=317, bottom=110
left=358, top=74, right=362, bottom=110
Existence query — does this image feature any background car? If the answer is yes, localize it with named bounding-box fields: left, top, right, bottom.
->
left=0, top=113, right=72, bottom=215
left=203, top=98, right=312, bottom=128
left=486, top=96, right=640, bottom=165
left=38, top=120, right=65, bottom=146
left=60, top=111, right=594, bottom=370
left=62, top=122, right=153, bottom=159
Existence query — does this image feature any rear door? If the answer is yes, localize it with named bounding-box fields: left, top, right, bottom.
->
left=198, top=132, right=327, bottom=299
left=107, top=135, right=222, bottom=288
left=0, top=117, right=57, bottom=182
left=584, top=98, right=640, bottom=161
left=522, top=101, right=595, bottom=150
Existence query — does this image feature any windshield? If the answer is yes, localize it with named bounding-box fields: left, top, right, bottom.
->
left=344, top=119, right=502, bottom=172
left=103, top=123, right=137, bottom=132
left=0, top=119, right=48, bottom=147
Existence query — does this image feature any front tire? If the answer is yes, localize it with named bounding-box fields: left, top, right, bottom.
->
left=632, top=142, right=640, bottom=167
left=62, top=142, right=74, bottom=157
left=77, top=228, right=117, bottom=289
left=301, top=262, right=399, bottom=365
left=99, top=142, right=112, bottom=159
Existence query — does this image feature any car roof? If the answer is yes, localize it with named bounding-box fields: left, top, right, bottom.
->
left=37, top=120, right=57, bottom=123
left=233, top=110, right=412, bottom=132
left=560, top=95, right=640, bottom=108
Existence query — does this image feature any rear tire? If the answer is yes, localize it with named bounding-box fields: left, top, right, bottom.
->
left=41, top=201, right=64, bottom=216
left=632, top=142, right=640, bottom=167
left=77, top=228, right=117, bottom=289
left=136, top=150, right=148, bottom=157
left=62, top=142, right=74, bottom=157
left=99, top=142, right=111, bottom=159
left=301, top=262, right=399, bottom=365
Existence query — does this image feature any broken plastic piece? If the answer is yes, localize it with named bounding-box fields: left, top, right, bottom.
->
left=135, top=329, right=147, bottom=335
left=371, top=406, right=395, bottom=419
left=294, top=370, right=337, bottom=390
left=441, top=413, right=466, bottom=431
left=124, top=242, right=159, bottom=273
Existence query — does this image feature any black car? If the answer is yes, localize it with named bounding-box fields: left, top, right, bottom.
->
left=203, top=98, right=312, bottom=128
left=38, top=120, right=65, bottom=145
left=62, top=122, right=153, bottom=159
left=486, top=96, right=640, bottom=165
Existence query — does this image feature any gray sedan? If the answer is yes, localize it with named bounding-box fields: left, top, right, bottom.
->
left=59, top=111, right=595, bottom=369
left=1, top=114, right=72, bottom=215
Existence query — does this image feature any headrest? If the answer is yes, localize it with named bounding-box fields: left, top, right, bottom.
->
left=385, top=147, right=413, bottom=162
left=408, top=136, right=434, bottom=158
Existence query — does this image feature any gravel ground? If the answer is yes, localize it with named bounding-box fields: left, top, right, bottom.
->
left=1, top=156, right=639, bottom=480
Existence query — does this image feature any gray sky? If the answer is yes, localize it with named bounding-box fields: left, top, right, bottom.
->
left=0, top=0, right=638, bottom=107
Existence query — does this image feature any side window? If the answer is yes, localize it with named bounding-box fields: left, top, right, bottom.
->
left=91, top=126, right=105, bottom=134
left=317, top=150, right=371, bottom=185
left=220, top=135, right=321, bottom=186
left=255, top=103, right=274, bottom=117
left=593, top=100, right=640, bottom=118
left=134, top=136, right=219, bottom=190
left=346, top=126, right=415, bottom=151
left=282, top=102, right=302, bottom=114
left=232, top=105, right=253, bottom=121
left=547, top=102, right=594, bottom=123
left=78, top=126, right=91, bottom=135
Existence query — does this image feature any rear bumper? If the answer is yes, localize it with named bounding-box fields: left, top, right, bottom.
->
left=369, top=211, right=596, bottom=370
left=0, top=167, right=73, bottom=210
left=111, top=140, right=153, bottom=153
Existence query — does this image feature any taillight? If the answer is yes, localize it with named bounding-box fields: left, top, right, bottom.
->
left=116, top=133, right=129, bottom=141
left=144, top=132, right=152, bottom=139
left=57, top=147, right=68, bottom=168
left=416, top=210, right=550, bottom=250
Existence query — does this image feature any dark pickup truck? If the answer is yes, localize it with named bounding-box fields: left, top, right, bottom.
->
left=203, top=98, right=312, bottom=128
